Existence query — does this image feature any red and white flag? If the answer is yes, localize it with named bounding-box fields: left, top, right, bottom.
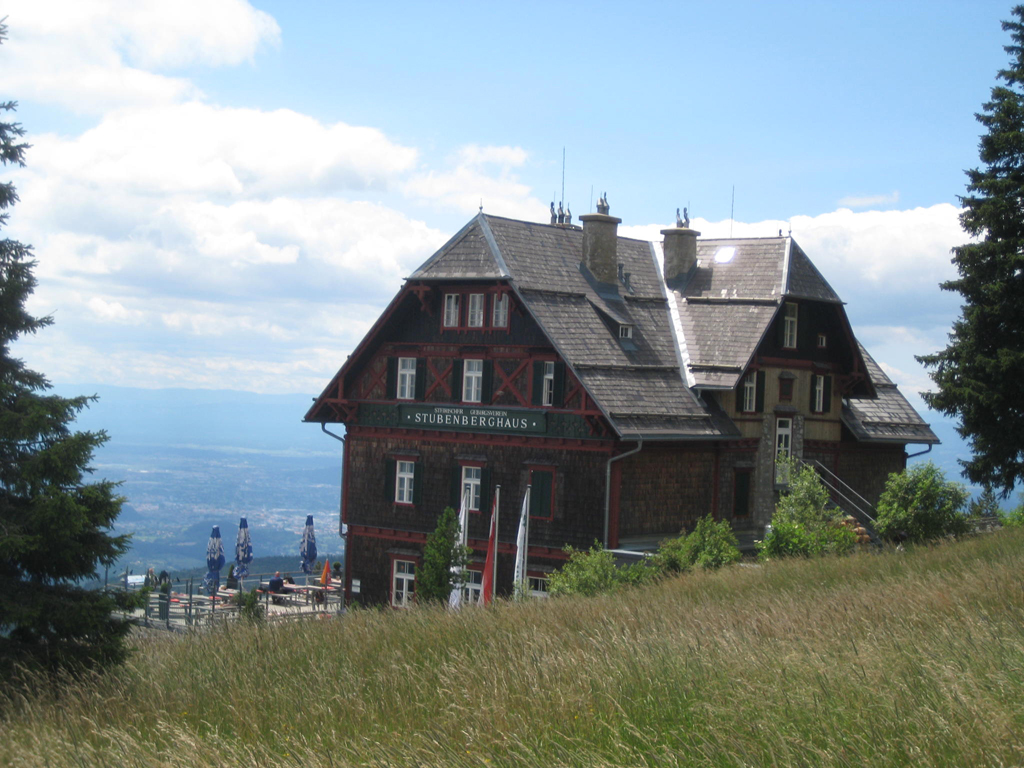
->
left=481, top=487, right=500, bottom=605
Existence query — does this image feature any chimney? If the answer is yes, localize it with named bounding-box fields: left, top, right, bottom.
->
left=662, top=225, right=701, bottom=286
left=580, top=195, right=621, bottom=286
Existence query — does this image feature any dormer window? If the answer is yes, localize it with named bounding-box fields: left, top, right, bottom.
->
left=817, top=333, right=827, bottom=348
left=619, top=324, right=633, bottom=339
left=783, top=302, right=798, bottom=349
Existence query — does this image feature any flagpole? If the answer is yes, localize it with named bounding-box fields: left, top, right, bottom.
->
left=492, top=485, right=500, bottom=597
left=523, top=486, right=529, bottom=595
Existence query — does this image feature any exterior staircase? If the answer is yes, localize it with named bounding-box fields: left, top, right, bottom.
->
left=800, top=458, right=881, bottom=544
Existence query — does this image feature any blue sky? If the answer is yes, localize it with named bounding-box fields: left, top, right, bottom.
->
left=0, top=0, right=1017, bottom=488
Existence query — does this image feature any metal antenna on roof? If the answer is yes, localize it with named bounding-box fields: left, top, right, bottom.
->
left=561, top=147, right=566, bottom=217
left=479, top=199, right=483, bottom=213
left=730, top=185, right=735, bottom=238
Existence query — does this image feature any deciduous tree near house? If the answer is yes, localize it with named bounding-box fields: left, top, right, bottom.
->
left=0, top=23, right=132, bottom=678
left=918, top=6, right=1024, bottom=495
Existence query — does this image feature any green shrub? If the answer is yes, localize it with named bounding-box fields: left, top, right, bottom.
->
left=654, top=516, right=741, bottom=573
left=1000, top=499, right=1024, bottom=527
left=758, top=459, right=856, bottom=560
left=875, top=462, right=970, bottom=543
left=234, top=588, right=265, bottom=623
left=548, top=543, right=656, bottom=597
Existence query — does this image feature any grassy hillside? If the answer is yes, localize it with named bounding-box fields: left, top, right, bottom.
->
left=4, top=529, right=1024, bottom=767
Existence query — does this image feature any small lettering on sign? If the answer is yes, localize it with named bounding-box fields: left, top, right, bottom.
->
left=399, top=404, right=545, bottom=434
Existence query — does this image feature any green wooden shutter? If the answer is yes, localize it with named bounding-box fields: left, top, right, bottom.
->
left=450, top=466, right=462, bottom=508
left=823, top=375, right=832, bottom=414
left=482, top=361, right=494, bottom=404
left=531, top=361, right=544, bottom=405
left=755, top=371, right=766, bottom=413
left=735, top=377, right=745, bottom=412
left=412, top=462, right=423, bottom=505
left=529, top=470, right=553, bottom=519
left=386, top=358, right=398, bottom=399
left=415, top=358, right=426, bottom=400
left=451, top=359, right=463, bottom=402
left=480, top=467, right=492, bottom=513
left=552, top=362, right=565, bottom=407
left=385, top=459, right=396, bottom=501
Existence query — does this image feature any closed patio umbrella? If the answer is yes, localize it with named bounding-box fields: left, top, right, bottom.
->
left=203, top=525, right=225, bottom=596
left=300, top=515, right=317, bottom=576
left=234, top=517, right=253, bottom=587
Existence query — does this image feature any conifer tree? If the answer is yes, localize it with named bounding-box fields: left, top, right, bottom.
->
left=0, top=22, right=132, bottom=677
left=917, top=6, right=1024, bottom=494
left=416, top=507, right=466, bottom=603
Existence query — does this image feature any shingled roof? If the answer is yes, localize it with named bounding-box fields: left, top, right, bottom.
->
left=842, top=344, right=939, bottom=444
left=409, top=214, right=728, bottom=439
left=671, top=237, right=846, bottom=390
left=316, top=213, right=935, bottom=446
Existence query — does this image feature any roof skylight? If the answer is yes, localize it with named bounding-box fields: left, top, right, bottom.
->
left=714, top=246, right=736, bottom=263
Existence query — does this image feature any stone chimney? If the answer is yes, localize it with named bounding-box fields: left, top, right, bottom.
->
left=662, top=225, right=701, bottom=286
left=580, top=208, right=621, bottom=286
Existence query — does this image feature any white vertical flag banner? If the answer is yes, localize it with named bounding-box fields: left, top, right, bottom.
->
left=449, top=488, right=470, bottom=609
left=513, top=485, right=531, bottom=596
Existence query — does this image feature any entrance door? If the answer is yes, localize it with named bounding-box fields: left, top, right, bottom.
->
left=775, top=417, right=792, bottom=484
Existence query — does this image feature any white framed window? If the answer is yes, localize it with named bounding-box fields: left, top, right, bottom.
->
left=462, top=570, right=483, bottom=604
left=443, top=294, right=460, bottom=327
left=817, top=333, right=827, bottom=348
left=813, top=374, right=825, bottom=413
left=619, top=324, right=633, bottom=339
left=395, top=460, right=415, bottom=504
left=742, top=373, right=756, bottom=412
left=391, top=560, right=416, bottom=608
left=397, top=357, right=416, bottom=400
left=463, top=359, right=483, bottom=403
left=492, top=294, right=509, bottom=327
left=462, top=465, right=482, bottom=511
left=775, top=417, right=792, bottom=485
left=528, top=576, right=549, bottom=598
left=542, top=361, right=555, bottom=407
left=783, top=302, right=798, bottom=349
left=467, top=294, right=484, bottom=327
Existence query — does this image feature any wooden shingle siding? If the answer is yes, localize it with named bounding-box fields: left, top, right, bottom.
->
left=616, top=446, right=718, bottom=537
left=344, top=434, right=610, bottom=551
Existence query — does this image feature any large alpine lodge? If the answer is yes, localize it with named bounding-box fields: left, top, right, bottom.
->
left=305, top=202, right=938, bottom=607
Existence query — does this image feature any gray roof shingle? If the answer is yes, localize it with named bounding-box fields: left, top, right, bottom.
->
left=402, top=216, right=934, bottom=445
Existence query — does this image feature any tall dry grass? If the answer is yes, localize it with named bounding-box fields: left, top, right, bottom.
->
left=2, top=529, right=1023, bottom=767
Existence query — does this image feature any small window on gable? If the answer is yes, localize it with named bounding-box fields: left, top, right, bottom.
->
left=742, top=373, right=757, bottom=413
left=492, top=294, right=509, bottom=328
left=778, top=375, right=794, bottom=402
left=619, top=324, right=633, bottom=339
left=817, top=333, right=827, bottom=348
left=783, top=302, right=798, bottom=349
left=443, top=294, right=460, bottom=328
left=467, top=294, right=484, bottom=327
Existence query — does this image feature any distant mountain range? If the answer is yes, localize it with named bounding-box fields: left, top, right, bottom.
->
left=52, top=384, right=347, bottom=574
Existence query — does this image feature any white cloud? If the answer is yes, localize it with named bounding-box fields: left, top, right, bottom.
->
left=404, top=144, right=547, bottom=219
left=837, top=191, right=900, bottom=208
left=2, top=0, right=279, bottom=113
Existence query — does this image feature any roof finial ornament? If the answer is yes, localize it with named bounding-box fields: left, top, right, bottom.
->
left=596, top=192, right=609, bottom=215
left=550, top=202, right=557, bottom=225
left=683, top=207, right=689, bottom=228
left=565, top=204, right=571, bottom=225
left=557, top=202, right=565, bottom=225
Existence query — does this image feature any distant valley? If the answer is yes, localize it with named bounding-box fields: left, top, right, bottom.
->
left=54, top=384, right=347, bottom=574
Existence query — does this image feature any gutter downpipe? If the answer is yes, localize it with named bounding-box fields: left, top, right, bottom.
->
left=321, top=424, right=347, bottom=611
left=906, top=444, right=933, bottom=460
left=604, top=438, right=643, bottom=548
